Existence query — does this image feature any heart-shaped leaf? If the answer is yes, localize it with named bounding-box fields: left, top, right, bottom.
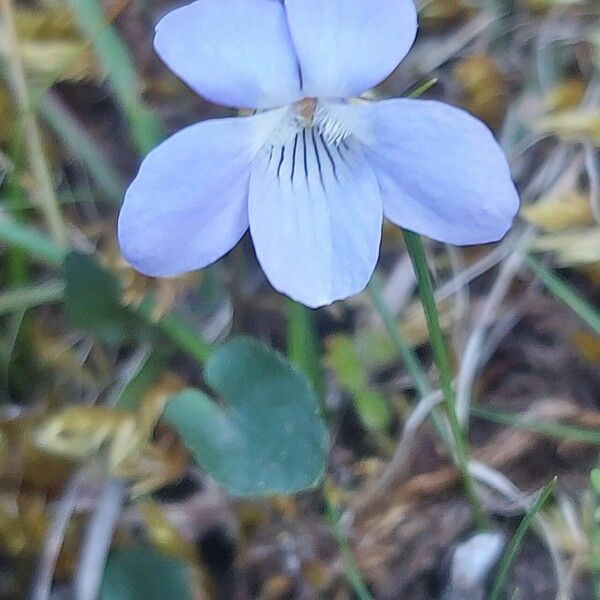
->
left=64, top=251, right=144, bottom=343
left=99, top=545, right=192, bottom=600
left=163, top=337, right=327, bottom=496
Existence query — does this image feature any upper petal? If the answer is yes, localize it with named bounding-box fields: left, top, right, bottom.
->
left=332, top=99, right=519, bottom=245
left=119, top=110, right=286, bottom=276
left=154, top=0, right=302, bottom=109
left=284, top=0, right=417, bottom=99
left=248, top=131, right=383, bottom=308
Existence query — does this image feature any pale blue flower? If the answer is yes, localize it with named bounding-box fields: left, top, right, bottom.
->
left=118, top=0, right=519, bottom=308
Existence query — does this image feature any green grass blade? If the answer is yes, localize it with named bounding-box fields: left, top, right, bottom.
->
left=403, top=229, right=487, bottom=529
left=406, top=77, right=439, bottom=98
left=525, top=254, right=600, bottom=337
left=0, top=281, right=64, bottom=316
left=324, top=488, right=374, bottom=600
left=40, top=95, right=125, bottom=203
left=0, top=217, right=66, bottom=267
left=68, top=0, right=164, bottom=156
left=151, top=312, right=214, bottom=365
left=472, top=405, right=600, bottom=446
left=366, top=276, right=430, bottom=397
left=488, top=477, right=556, bottom=600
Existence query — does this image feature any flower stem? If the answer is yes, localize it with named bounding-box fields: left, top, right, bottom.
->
left=323, top=485, right=374, bottom=600
left=366, top=277, right=452, bottom=453
left=286, top=300, right=324, bottom=399
left=402, top=229, right=487, bottom=529
left=488, top=477, right=556, bottom=600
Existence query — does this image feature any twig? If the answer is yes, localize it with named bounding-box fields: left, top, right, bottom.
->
left=350, top=388, right=444, bottom=516
left=30, top=469, right=85, bottom=600
left=455, top=229, right=535, bottom=427
left=74, top=478, right=127, bottom=600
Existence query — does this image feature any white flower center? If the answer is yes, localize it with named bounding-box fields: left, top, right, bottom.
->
left=258, top=98, right=355, bottom=187
left=266, top=98, right=353, bottom=149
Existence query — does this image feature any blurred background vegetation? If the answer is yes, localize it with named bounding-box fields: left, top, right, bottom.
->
left=0, top=0, right=600, bottom=598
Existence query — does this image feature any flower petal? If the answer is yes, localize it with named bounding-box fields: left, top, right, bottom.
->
left=284, top=0, right=417, bottom=99
left=119, top=110, right=286, bottom=276
left=331, top=99, right=519, bottom=245
left=248, top=132, right=383, bottom=308
left=154, top=0, right=302, bottom=109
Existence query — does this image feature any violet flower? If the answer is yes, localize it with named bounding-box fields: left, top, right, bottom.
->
left=118, top=0, right=519, bottom=308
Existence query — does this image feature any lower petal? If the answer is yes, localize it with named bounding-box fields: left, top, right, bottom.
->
left=119, top=110, right=285, bottom=277
left=331, top=99, right=520, bottom=245
left=248, top=132, right=383, bottom=308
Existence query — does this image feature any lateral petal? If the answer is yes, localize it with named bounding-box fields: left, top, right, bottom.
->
left=119, top=110, right=286, bottom=276
left=331, top=99, right=519, bottom=245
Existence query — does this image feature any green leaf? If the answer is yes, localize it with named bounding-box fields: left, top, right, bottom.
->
left=326, top=334, right=366, bottom=394
left=63, top=251, right=212, bottom=361
left=64, top=251, right=142, bottom=344
left=592, top=469, right=600, bottom=495
left=354, top=390, right=392, bottom=432
left=99, top=546, right=192, bottom=600
left=325, top=335, right=391, bottom=431
left=286, top=300, right=324, bottom=397
left=164, top=337, right=328, bottom=496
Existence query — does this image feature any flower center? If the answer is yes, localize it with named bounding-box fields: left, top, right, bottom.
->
left=259, top=100, right=355, bottom=187
left=294, top=97, right=318, bottom=128
left=266, top=98, right=352, bottom=150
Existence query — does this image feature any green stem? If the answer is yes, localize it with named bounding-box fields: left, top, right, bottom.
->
left=366, top=277, right=451, bottom=448
left=323, top=486, right=373, bottom=600
left=286, top=300, right=324, bottom=399
left=402, top=229, right=487, bottom=529
left=488, top=477, right=556, bottom=600
left=524, top=253, right=600, bottom=337
left=286, top=306, right=366, bottom=597
left=366, top=277, right=429, bottom=397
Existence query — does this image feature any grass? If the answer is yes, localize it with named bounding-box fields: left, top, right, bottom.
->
left=488, top=477, right=556, bottom=600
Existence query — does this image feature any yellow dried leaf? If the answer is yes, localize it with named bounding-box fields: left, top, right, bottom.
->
left=418, top=0, right=470, bottom=28
left=533, top=228, right=600, bottom=265
left=454, top=54, right=507, bottom=128
left=260, top=575, right=294, bottom=600
left=537, top=111, right=600, bottom=145
left=10, top=7, right=100, bottom=83
left=20, top=40, right=99, bottom=82
left=544, top=79, right=587, bottom=112
left=138, top=500, right=197, bottom=564
left=521, top=192, right=593, bottom=231
left=302, top=560, right=329, bottom=590
left=525, top=0, right=586, bottom=12
left=0, top=86, right=15, bottom=142
left=14, top=8, right=80, bottom=40
left=101, top=238, right=202, bottom=321
left=31, top=325, right=96, bottom=387
left=571, top=329, right=600, bottom=363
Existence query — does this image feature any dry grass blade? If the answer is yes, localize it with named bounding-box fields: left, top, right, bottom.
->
left=0, top=0, right=67, bottom=245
